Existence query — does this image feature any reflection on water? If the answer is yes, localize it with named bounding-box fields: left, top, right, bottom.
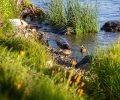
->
left=31, top=0, right=120, bottom=60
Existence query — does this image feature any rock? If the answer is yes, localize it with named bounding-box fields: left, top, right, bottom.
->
left=46, top=60, right=53, bottom=68
left=55, top=36, right=71, bottom=50
left=22, top=4, right=45, bottom=21
left=31, top=28, right=37, bottom=33
left=24, top=29, right=33, bottom=38
left=75, top=55, right=91, bottom=70
left=9, top=19, right=28, bottom=28
left=62, top=49, right=72, bottom=56
left=41, top=33, right=49, bottom=43
left=101, top=20, right=120, bottom=32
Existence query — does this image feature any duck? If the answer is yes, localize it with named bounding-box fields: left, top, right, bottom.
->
left=80, top=45, right=87, bottom=54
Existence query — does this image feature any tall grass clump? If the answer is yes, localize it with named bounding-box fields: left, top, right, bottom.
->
left=0, top=0, right=18, bottom=34
left=48, top=0, right=99, bottom=35
left=0, top=36, right=51, bottom=69
left=91, top=45, right=120, bottom=99
left=0, top=46, right=30, bottom=100
left=0, top=0, right=18, bottom=19
left=47, top=0, right=67, bottom=26
left=66, top=0, right=99, bottom=35
left=66, top=0, right=81, bottom=34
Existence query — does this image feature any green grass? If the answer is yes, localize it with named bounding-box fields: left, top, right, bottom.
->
left=47, top=0, right=67, bottom=26
left=0, top=46, right=30, bottom=100
left=0, top=35, right=51, bottom=70
left=26, top=78, right=81, bottom=100
left=0, top=0, right=18, bottom=34
left=91, top=45, right=120, bottom=100
left=0, top=45, right=86, bottom=100
left=0, top=0, right=18, bottom=19
left=47, top=0, right=99, bottom=35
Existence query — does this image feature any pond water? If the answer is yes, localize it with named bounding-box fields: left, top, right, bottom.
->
left=31, top=0, right=120, bottom=61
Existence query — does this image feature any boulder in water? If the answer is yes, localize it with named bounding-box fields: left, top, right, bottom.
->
left=101, top=20, right=120, bottom=32
left=75, top=55, right=91, bottom=70
left=55, top=36, right=71, bottom=50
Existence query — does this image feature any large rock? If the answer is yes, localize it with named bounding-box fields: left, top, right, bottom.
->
left=75, top=55, right=91, bottom=70
left=55, top=36, right=71, bottom=50
left=101, top=20, right=120, bottom=32
left=21, top=4, right=45, bottom=21
left=9, top=19, right=28, bottom=28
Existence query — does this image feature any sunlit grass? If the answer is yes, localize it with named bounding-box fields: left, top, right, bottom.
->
left=91, top=45, right=120, bottom=99
left=0, top=36, right=51, bottom=69
left=0, top=0, right=18, bottom=34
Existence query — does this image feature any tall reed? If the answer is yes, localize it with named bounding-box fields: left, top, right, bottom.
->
left=48, top=0, right=99, bottom=35
left=47, top=0, right=67, bottom=26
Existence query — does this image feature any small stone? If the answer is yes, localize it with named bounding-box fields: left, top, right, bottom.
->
left=31, top=28, right=37, bottom=33
left=46, top=60, right=53, bottom=68
left=62, top=49, right=72, bottom=55
left=60, top=55, right=64, bottom=59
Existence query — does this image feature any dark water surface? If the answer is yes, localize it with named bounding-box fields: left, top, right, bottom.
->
left=31, top=0, right=120, bottom=61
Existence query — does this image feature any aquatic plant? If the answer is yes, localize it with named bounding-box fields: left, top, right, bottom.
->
left=47, top=0, right=67, bottom=26
left=66, top=0, right=99, bottom=35
left=47, top=0, right=99, bottom=35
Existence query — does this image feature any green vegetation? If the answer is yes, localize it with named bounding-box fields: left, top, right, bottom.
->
left=0, top=0, right=17, bottom=34
left=48, top=0, right=99, bottom=35
left=0, top=36, right=50, bottom=69
left=90, top=45, right=120, bottom=99
left=0, top=0, right=18, bottom=19
left=0, top=0, right=120, bottom=100
left=47, top=0, right=67, bottom=26
left=0, top=36, right=86, bottom=99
